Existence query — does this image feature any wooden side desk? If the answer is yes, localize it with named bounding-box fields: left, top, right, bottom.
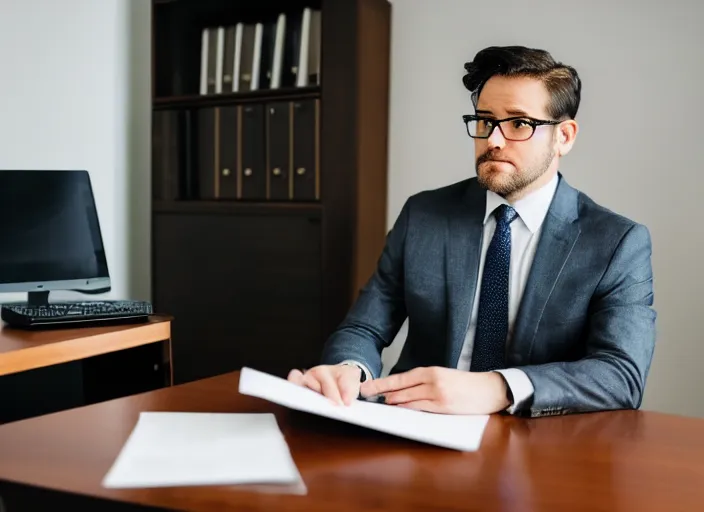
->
left=0, top=370, right=702, bottom=511
left=0, top=316, right=172, bottom=423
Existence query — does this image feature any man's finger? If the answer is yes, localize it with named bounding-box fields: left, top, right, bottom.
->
left=383, top=384, right=429, bottom=405
left=301, top=372, right=323, bottom=394
left=287, top=369, right=305, bottom=384
left=338, top=372, right=360, bottom=406
left=317, top=370, right=344, bottom=405
left=360, top=368, right=426, bottom=397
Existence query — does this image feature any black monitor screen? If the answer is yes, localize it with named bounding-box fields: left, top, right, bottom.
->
left=0, top=170, right=110, bottom=290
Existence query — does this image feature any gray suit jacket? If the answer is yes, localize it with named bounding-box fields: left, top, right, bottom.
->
left=321, top=174, right=656, bottom=418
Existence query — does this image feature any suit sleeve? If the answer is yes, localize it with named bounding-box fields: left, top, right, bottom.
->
left=517, top=223, right=657, bottom=417
left=319, top=200, right=410, bottom=379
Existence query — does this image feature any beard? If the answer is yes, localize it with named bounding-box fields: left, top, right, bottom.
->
left=476, top=144, right=555, bottom=197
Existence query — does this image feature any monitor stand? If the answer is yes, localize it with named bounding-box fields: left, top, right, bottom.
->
left=27, top=291, right=50, bottom=308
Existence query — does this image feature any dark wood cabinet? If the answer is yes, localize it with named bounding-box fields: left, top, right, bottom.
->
left=150, top=0, right=390, bottom=383
left=153, top=206, right=322, bottom=382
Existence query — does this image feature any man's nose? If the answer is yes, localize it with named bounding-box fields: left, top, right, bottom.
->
left=487, top=125, right=506, bottom=149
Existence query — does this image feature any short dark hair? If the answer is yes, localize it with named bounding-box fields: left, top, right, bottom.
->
left=463, top=46, right=581, bottom=120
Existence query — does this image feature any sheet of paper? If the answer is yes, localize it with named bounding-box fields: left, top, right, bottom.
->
left=238, top=367, right=490, bottom=452
left=102, top=412, right=305, bottom=490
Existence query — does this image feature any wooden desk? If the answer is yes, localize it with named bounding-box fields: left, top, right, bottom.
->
left=0, top=316, right=172, bottom=377
left=0, top=370, right=702, bottom=511
left=0, top=316, right=172, bottom=423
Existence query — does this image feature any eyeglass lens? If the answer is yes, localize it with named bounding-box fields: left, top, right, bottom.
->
left=466, top=118, right=534, bottom=140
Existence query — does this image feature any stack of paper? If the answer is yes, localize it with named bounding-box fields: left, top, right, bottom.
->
left=102, top=412, right=304, bottom=492
left=238, top=367, right=490, bottom=452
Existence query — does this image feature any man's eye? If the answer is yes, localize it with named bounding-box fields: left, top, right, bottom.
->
left=512, top=119, right=530, bottom=128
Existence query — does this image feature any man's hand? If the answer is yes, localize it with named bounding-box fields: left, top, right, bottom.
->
left=287, top=364, right=362, bottom=406
left=359, top=366, right=510, bottom=414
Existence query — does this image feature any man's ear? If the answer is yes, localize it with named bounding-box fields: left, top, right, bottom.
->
left=557, top=119, right=578, bottom=157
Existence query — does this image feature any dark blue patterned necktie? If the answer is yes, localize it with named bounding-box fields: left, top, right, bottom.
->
left=470, top=204, right=519, bottom=372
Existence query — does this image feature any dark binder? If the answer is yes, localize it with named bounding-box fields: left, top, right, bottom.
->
left=259, top=20, right=276, bottom=90
left=292, top=99, right=319, bottom=201
left=152, top=109, right=180, bottom=201
left=240, top=104, right=267, bottom=200
left=196, top=107, right=217, bottom=199
left=206, top=28, right=218, bottom=94
left=282, top=11, right=302, bottom=88
left=222, top=26, right=236, bottom=92
left=267, top=102, right=291, bottom=200
left=182, top=109, right=195, bottom=199
left=218, top=106, right=238, bottom=199
left=239, top=24, right=256, bottom=91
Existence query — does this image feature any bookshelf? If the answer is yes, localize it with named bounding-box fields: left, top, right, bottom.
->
left=150, top=0, right=391, bottom=384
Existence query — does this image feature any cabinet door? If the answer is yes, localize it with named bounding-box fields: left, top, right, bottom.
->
left=153, top=212, right=322, bottom=384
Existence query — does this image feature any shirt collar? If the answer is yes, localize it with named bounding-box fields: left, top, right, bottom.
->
left=483, top=173, right=559, bottom=233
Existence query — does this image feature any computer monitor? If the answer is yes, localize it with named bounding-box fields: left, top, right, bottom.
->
left=0, top=170, right=111, bottom=306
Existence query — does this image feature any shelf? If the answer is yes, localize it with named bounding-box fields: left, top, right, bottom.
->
left=153, top=86, right=321, bottom=110
left=150, top=0, right=391, bottom=385
left=152, top=200, right=323, bottom=217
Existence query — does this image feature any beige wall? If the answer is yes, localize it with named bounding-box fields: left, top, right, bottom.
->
left=382, top=0, right=704, bottom=417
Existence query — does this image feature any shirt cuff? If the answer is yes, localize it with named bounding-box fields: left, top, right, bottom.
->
left=494, top=368, right=534, bottom=415
left=338, top=360, right=372, bottom=382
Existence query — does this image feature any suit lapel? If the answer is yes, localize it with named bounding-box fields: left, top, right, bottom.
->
left=510, top=176, right=581, bottom=363
left=445, top=180, right=486, bottom=368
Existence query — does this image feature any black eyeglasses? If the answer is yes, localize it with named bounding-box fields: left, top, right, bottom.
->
left=462, top=114, right=561, bottom=141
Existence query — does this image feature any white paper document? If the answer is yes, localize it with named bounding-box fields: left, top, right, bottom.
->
left=238, top=367, right=490, bottom=452
left=102, top=412, right=304, bottom=490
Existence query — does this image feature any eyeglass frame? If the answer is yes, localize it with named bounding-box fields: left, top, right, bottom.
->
left=462, top=114, right=562, bottom=141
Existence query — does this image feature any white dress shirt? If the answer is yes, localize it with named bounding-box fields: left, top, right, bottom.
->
left=457, top=173, right=559, bottom=413
left=344, top=173, right=559, bottom=414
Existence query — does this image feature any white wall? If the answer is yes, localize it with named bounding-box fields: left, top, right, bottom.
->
left=383, top=0, right=704, bottom=417
left=0, top=0, right=151, bottom=303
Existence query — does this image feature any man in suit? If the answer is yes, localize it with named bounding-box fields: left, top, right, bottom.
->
left=287, top=45, right=656, bottom=418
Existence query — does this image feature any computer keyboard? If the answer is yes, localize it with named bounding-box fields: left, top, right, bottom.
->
left=1, top=300, right=153, bottom=328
